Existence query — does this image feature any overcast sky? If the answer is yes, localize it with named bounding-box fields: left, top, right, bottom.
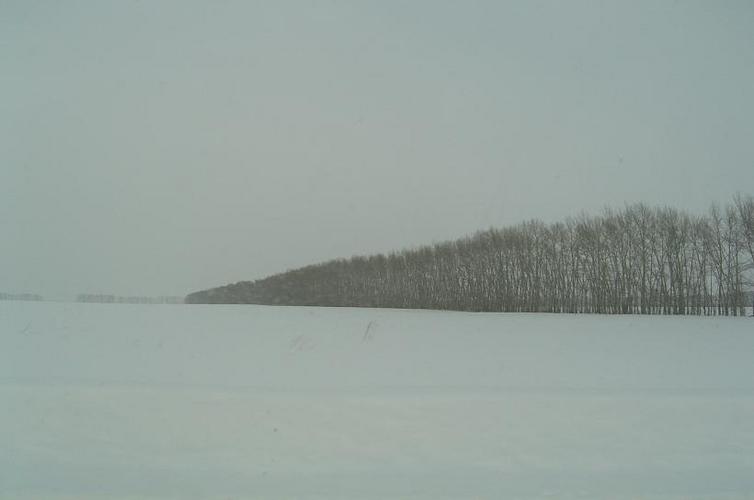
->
left=2, top=1, right=753, bottom=299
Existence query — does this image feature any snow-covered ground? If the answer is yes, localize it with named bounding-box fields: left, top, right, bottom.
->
left=1, top=301, right=753, bottom=500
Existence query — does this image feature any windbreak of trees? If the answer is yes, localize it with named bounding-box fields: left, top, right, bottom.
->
left=77, top=294, right=184, bottom=304
left=0, top=292, right=43, bottom=302
left=187, top=195, right=754, bottom=315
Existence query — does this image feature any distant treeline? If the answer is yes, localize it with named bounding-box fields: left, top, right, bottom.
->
left=77, top=294, right=184, bottom=304
left=0, top=292, right=43, bottom=302
left=187, top=195, right=754, bottom=315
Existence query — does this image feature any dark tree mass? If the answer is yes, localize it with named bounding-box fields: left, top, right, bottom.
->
left=187, top=195, right=754, bottom=315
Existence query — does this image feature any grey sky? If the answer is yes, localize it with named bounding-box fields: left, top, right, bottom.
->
left=2, top=1, right=753, bottom=298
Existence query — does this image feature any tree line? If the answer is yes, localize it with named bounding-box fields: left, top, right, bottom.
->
left=186, top=195, right=754, bottom=315
left=77, top=294, right=184, bottom=304
left=0, top=292, right=43, bottom=302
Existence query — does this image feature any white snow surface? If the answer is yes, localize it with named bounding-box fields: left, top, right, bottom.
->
left=1, top=301, right=753, bottom=500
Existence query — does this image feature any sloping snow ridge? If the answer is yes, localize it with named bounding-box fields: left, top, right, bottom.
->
left=2, top=301, right=753, bottom=499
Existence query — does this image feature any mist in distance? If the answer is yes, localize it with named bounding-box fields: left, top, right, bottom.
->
left=2, top=1, right=753, bottom=299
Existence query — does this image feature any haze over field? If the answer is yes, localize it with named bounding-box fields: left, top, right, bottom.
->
left=3, top=1, right=754, bottom=299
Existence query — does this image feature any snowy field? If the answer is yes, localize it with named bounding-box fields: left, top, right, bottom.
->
left=2, top=301, right=754, bottom=500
